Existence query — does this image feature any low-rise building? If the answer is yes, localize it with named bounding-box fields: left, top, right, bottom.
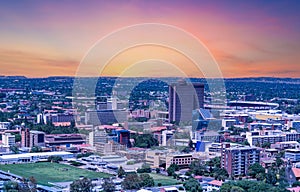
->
left=206, top=180, right=223, bottom=191
left=94, top=140, right=126, bottom=154
left=145, top=150, right=194, bottom=169
left=45, top=134, right=85, bottom=147
left=246, top=130, right=300, bottom=146
left=285, top=149, right=300, bottom=162
left=0, top=151, right=73, bottom=164
left=165, top=153, right=194, bottom=169
left=0, top=122, right=10, bottom=130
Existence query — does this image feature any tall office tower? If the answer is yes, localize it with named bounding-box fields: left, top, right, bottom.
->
left=168, top=80, right=204, bottom=124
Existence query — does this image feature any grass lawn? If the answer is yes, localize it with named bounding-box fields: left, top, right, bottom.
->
left=0, top=162, right=111, bottom=186
left=149, top=173, right=181, bottom=186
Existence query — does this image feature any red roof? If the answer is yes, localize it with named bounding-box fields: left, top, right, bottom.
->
left=287, top=186, right=300, bottom=192
left=194, top=175, right=202, bottom=179
left=292, top=168, right=300, bottom=178
left=208, top=180, right=223, bottom=187
left=150, top=126, right=167, bottom=132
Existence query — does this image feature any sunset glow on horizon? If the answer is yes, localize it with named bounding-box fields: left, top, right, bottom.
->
left=0, top=1, right=300, bottom=78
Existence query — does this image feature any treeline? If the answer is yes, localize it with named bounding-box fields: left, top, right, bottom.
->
left=28, top=122, right=79, bottom=134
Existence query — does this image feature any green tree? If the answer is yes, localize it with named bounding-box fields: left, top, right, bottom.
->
left=117, top=166, right=125, bottom=178
left=102, top=178, right=115, bottom=192
left=188, top=139, right=194, bottom=149
left=230, top=186, right=245, bottom=192
left=140, top=173, right=154, bottom=187
left=262, top=142, right=271, bottom=149
left=14, top=134, right=21, bottom=142
left=266, top=169, right=277, bottom=185
left=122, top=173, right=142, bottom=190
left=181, top=146, right=193, bottom=153
left=213, top=168, right=229, bottom=181
left=183, top=178, right=202, bottom=192
left=248, top=163, right=265, bottom=179
left=137, top=163, right=151, bottom=173
left=156, top=168, right=160, bottom=174
left=292, top=181, right=300, bottom=187
left=70, top=177, right=94, bottom=192
left=30, top=146, right=42, bottom=153
left=132, top=134, right=158, bottom=148
left=206, top=157, right=221, bottom=168
left=190, top=160, right=206, bottom=175
left=3, top=181, right=18, bottom=192
left=9, top=145, right=19, bottom=154
left=48, top=155, right=63, bottom=163
left=220, top=180, right=289, bottom=192
left=275, top=157, right=284, bottom=168
left=167, top=164, right=179, bottom=176
left=241, top=140, right=250, bottom=146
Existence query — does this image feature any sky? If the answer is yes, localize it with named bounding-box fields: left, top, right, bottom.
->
left=0, top=0, right=300, bottom=78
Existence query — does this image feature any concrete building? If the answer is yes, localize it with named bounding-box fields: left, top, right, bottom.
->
left=145, top=150, right=194, bottom=169
left=289, top=121, right=300, bottom=132
left=89, top=130, right=111, bottom=146
left=145, top=150, right=166, bottom=168
left=1, top=133, right=15, bottom=146
left=222, top=119, right=236, bottom=129
left=116, top=148, right=146, bottom=162
left=22, top=129, right=45, bottom=148
left=21, top=128, right=30, bottom=147
left=204, top=180, right=223, bottom=192
left=192, top=130, right=222, bottom=143
left=285, top=149, right=300, bottom=162
left=0, top=122, right=10, bottom=130
left=85, top=110, right=127, bottom=125
left=246, top=130, right=300, bottom=146
left=165, top=153, right=194, bottom=169
left=96, top=97, right=125, bottom=110
left=45, top=134, right=85, bottom=148
left=29, top=131, right=45, bottom=147
left=89, top=128, right=130, bottom=147
left=37, top=113, right=75, bottom=126
left=0, top=151, right=73, bottom=164
left=169, top=80, right=204, bottom=124
left=249, top=122, right=283, bottom=131
left=94, top=140, right=126, bottom=154
left=115, top=129, right=130, bottom=147
left=192, top=108, right=215, bottom=131
left=221, top=145, right=260, bottom=176
left=162, top=130, right=174, bottom=146
left=271, top=141, right=300, bottom=150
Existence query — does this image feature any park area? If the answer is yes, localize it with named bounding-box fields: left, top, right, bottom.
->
left=149, top=173, right=181, bottom=186
left=0, top=162, right=111, bottom=186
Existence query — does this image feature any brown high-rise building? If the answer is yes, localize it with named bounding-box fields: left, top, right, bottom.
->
left=21, top=129, right=45, bottom=148
left=221, top=144, right=260, bottom=176
left=168, top=80, right=204, bottom=124
left=21, top=128, right=30, bottom=147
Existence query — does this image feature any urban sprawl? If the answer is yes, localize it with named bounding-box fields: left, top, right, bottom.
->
left=0, top=76, right=299, bottom=192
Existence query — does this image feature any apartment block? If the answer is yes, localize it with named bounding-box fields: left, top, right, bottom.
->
left=221, top=145, right=260, bottom=176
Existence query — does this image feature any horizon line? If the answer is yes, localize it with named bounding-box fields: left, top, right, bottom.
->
left=0, top=75, right=299, bottom=79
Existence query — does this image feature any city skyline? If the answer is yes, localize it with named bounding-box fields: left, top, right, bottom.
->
left=1, top=1, right=300, bottom=78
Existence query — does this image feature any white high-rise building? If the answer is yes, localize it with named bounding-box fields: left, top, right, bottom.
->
left=2, top=133, right=15, bottom=146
